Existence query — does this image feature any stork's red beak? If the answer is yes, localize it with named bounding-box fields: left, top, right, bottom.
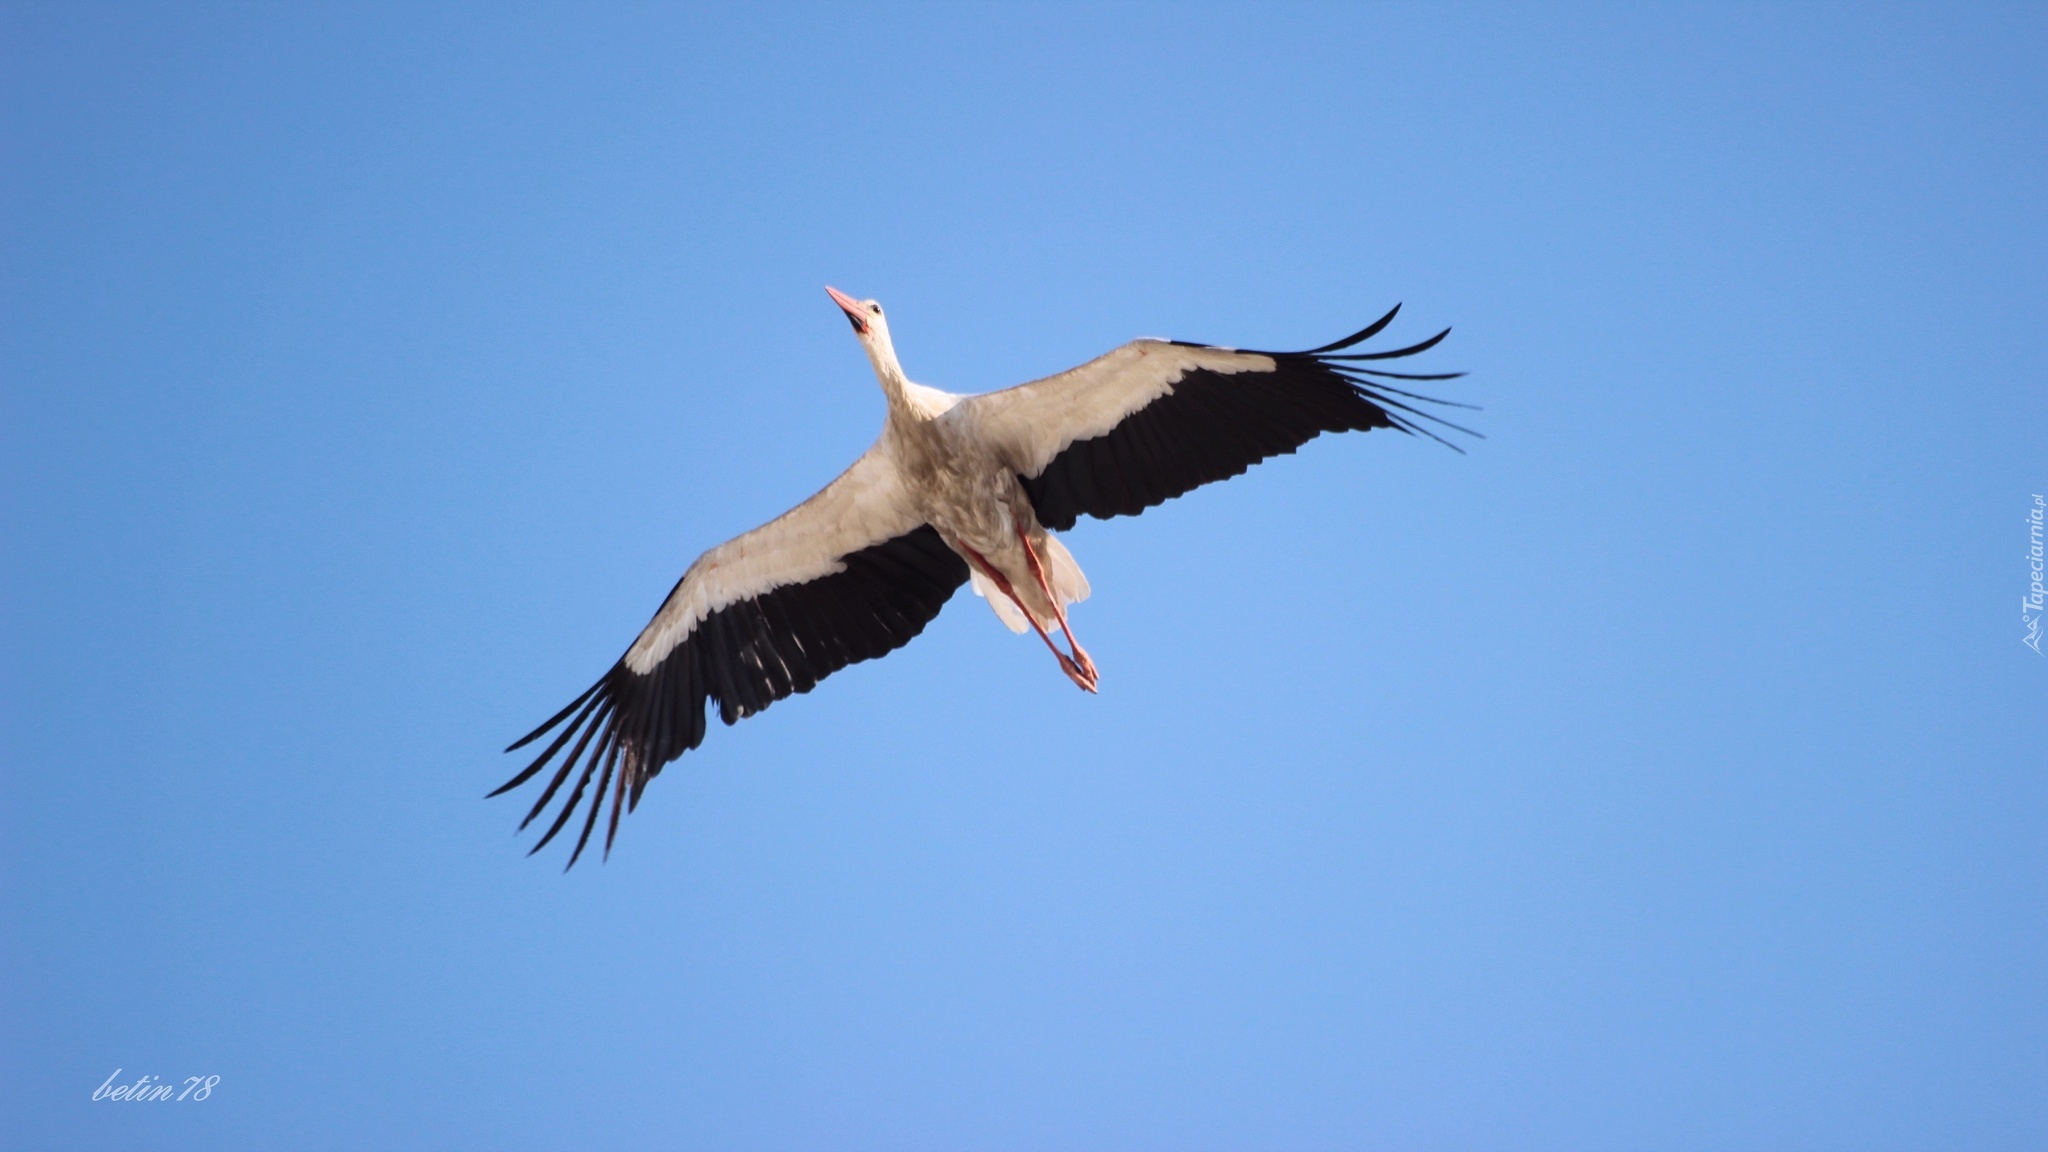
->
left=825, top=286, right=868, bottom=335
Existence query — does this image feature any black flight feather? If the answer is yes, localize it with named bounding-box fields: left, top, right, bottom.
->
left=1301, top=303, right=1402, bottom=354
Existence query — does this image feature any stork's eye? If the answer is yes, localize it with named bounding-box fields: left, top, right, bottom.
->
left=870, top=304, right=881, bottom=314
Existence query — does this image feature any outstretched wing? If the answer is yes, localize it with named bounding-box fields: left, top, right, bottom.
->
left=494, top=448, right=969, bottom=868
left=948, top=305, right=1473, bottom=531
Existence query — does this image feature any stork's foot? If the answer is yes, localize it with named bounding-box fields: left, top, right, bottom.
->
left=1068, top=641, right=1098, bottom=687
left=1056, top=645, right=1099, bottom=693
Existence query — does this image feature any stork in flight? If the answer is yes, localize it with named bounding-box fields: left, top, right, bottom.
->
left=496, top=288, right=1473, bottom=866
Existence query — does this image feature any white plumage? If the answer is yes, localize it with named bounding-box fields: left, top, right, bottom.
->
left=497, top=287, right=1473, bottom=866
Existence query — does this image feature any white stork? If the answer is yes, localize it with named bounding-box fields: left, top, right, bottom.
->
left=496, top=288, right=1473, bottom=866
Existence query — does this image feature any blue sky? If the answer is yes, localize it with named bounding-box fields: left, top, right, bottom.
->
left=3, top=3, right=2042, bottom=1148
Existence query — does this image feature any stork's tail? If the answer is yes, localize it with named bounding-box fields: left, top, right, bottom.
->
left=1038, top=532, right=1090, bottom=608
left=970, top=530, right=1090, bottom=633
left=971, top=566, right=1031, bottom=632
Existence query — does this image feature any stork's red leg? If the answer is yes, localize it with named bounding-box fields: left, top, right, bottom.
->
left=960, top=544, right=1097, bottom=694
left=1013, top=527, right=1098, bottom=690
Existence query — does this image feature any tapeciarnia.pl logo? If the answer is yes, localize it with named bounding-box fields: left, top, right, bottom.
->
left=2025, top=494, right=2044, bottom=655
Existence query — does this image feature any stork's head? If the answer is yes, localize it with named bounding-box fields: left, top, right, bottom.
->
left=826, top=286, right=902, bottom=381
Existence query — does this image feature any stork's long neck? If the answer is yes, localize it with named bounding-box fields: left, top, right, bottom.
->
left=868, top=342, right=905, bottom=397
left=867, top=338, right=925, bottom=424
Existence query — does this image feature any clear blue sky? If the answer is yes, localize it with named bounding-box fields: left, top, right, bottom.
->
left=3, top=3, right=2042, bottom=1148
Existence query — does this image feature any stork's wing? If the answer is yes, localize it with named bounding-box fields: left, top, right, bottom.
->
left=493, top=448, right=968, bottom=868
left=948, top=305, right=1473, bottom=531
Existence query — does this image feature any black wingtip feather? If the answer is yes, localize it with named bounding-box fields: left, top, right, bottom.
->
left=519, top=699, right=612, bottom=830
left=1336, top=374, right=1483, bottom=411
left=531, top=725, right=613, bottom=855
left=1347, top=368, right=1468, bottom=382
left=1332, top=326, right=1451, bottom=361
left=603, top=749, right=630, bottom=859
left=1302, top=304, right=1401, bottom=354
left=504, top=680, right=602, bottom=753
left=489, top=690, right=606, bottom=798
left=565, top=739, right=620, bottom=870
left=1387, top=415, right=1471, bottom=453
left=1357, top=386, right=1487, bottom=440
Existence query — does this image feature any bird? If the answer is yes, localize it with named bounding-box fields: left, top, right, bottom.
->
left=495, top=287, right=1474, bottom=867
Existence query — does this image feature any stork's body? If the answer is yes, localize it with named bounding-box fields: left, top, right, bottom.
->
left=501, top=287, right=1473, bottom=866
left=881, top=378, right=1098, bottom=690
